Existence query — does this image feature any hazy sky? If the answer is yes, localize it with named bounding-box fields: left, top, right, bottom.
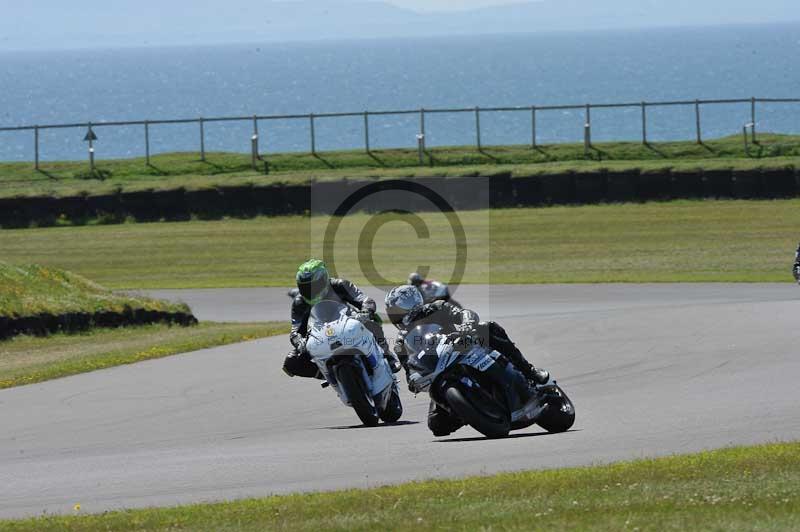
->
left=2, top=0, right=797, bottom=50
left=381, top=0, right=522, bottom=11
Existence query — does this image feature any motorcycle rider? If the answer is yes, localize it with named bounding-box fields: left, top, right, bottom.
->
left=408, top=272, right=460, bottom=306
left=794, top=242, right=800, bottom=282
left=283, top=259, right=401, bottom=378
left=385, top=284, right=549, bottom=436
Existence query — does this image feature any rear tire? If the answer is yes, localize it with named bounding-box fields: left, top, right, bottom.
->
left=336, top=364, right=379, bottom=427
left=536, top=386, right=575, bottom=433
left=378, top=387, right=403, bottom=423
left=445, top=385, right=510, bottom=439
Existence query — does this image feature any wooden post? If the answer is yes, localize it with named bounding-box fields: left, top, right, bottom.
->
left=144, top=121, right=150, bottom=164
left=420, top=108, right=426, bottom=151
left=584, top=104, right=592, bottom=155
left=87, top=122, right=95, bottom=171
left=531, top=106, right=537, bottom=148
left=34, top=126, right=39, bottom=170
left=310, top=114, right=316, bottom=154
left=695, top=100, right=702, bottom=144
left=364, top=111, right=370, bottom=153
left=252, top=115, right=260, bottom=158
left=199, top=118, right=205, bottom=161
left=641, top=102, right=648, bottom=145
left=475, top=106, right=482, bottom=150
left=751, top=97, right=757, bottom=143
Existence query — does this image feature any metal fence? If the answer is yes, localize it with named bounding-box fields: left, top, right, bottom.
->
left=1, top=96, right=799, bottom=170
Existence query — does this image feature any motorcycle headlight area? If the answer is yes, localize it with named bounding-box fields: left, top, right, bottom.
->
left=407, top=350, right=440, bottom=374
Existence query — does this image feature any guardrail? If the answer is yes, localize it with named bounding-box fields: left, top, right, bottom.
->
left=2, top=96, right=799, bottom=170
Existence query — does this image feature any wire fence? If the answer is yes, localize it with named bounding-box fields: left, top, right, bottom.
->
left=2, top=96, right=799, bottom=170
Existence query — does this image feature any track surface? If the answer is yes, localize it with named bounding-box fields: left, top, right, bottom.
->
left=2, top=284, right=800, bottom=519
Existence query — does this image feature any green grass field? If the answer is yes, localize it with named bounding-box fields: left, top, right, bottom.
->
left=0, top=262, right=189, bottom=318
left=0, top=321, right=287, bottom=389
left=0, top=200, right=797, bottom=288
left=2, top=441, right=797, bottom=531
left=2, top=134, right=798, bottom=198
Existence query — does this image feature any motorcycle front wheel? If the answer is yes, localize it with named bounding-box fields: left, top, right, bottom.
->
left=444, top=385, right=510, bottom=439
left=336, top=364, right=380, bottom=427
left=378, top=385, right=403, bottom=423
left=535, top=385, right=575, bottom=434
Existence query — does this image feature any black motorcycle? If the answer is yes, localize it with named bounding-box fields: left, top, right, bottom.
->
left=406, top=326, right=575, bottom=439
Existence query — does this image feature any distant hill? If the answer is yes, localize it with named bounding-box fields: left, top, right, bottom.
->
left=2, top=0, right=799, bottom=50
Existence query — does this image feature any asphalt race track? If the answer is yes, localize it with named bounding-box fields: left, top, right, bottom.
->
left=2, top=284, right=800, bottom=518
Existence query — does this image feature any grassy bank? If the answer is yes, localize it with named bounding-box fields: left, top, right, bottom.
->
left=0, top=263, right=189, bottom=318
left=2, top=134, right=799, bottom=198
left=3, top=441, right=798, bottom=531
left=0, top=321, right=287, bottom=389
left=0, top=200, right=797, bottom=288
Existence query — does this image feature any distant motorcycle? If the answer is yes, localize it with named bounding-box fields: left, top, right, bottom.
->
left=404, top=325, right=575, bottom=439
left=416, top=279, right=462, bottom=308
left=305, top=300, right=403, bottom=426
left=794, top=245, right=800, bottom=284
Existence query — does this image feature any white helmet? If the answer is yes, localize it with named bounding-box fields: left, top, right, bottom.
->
left=384, top=285, right=424, bottom=327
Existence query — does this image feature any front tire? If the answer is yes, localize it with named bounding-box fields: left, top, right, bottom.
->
left=536, top=385, right=575, bottom=433
left=336, top=364, right=379, bottom=427
left=378, top=386, right=403, bottom=423
left=444, top=385, right=510, bottom=438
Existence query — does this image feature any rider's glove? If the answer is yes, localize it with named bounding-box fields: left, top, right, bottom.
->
left=295, top=337, right=307, bottom=354
left=455, top=322, right=476, bottom=335
left=446, top=330, right=475, bottom=350
left=394, top=330, right=408, bottom=355
left=355, top=310, right=373, bottom=324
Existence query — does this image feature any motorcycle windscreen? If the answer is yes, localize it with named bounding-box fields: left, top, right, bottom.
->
left=309, top=300, right=349, bottom=328
left=407, top=348, right=441, bottom=376
left=403, top=324, right=443, bottom=356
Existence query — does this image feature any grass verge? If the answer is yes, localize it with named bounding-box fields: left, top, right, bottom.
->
left=0, top=200, right=797, bottom=288
left=2, top=441, right=798, bottom=530
left=0, top=262, right=189, bottom=319
left=2, top=134, right=799, bottom=198
left=0, top=321, right=287, bottom=389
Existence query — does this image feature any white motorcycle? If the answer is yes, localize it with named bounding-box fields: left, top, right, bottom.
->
left=405, top=325, right=575, bottom=439
left=305, top=300, right=403, bottom=426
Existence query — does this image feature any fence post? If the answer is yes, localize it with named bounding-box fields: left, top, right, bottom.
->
left=641, top=102, right=648, bottom=145
left=475, top=106, right=482, bottom=150
left=419, top=108, right=427, bottom=151
left=252, top=115, right=260, bottom=158
left=695, top=100, right=702, bottom=144
left=87, top=122, right=95, bottom=171
left=144, top=121, right=150, bottom=165
left=364, top=111, right=370, bottom=153
left=34, top=126, right=39, bottom=170
left=743, top=124, right=751, bottom=155
left=584, top=104, right=592, bottom=155
left=199, top=117, right=205, bottom=161
left=751, top=97, right=757, bottom=143
left=531, top=106, right=537, bottom=148
left=310, top=113, right=316, bottom=155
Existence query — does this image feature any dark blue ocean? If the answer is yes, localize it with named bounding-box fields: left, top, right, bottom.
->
left=1, top=23, right=799, bottom=162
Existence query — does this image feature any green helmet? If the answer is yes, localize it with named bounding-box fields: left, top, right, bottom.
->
left=296, top=259, right=330, bottom=305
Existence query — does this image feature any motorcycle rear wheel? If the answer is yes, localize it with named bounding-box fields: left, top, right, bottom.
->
left=336, top=364, right=380, bottom=427
left=445, top=385, right=510, bottom=439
